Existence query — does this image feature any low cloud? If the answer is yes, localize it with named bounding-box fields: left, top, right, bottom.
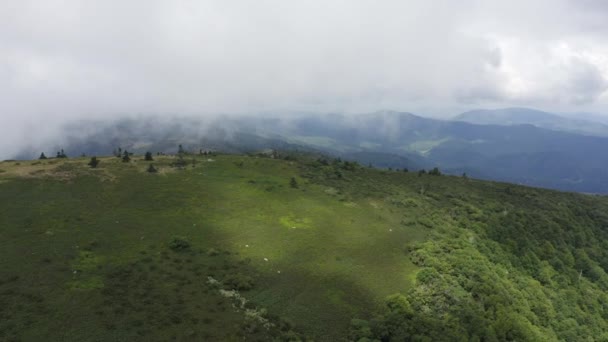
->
left=1, top=0, right=608, bottom=158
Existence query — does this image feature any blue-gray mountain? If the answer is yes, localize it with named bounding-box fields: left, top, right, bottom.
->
left=16, top=109, right=608, bottom=194
left=455, top=107, right=608, bottom=137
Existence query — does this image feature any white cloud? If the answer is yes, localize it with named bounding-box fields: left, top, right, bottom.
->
left=1, top=0, right=608, bottom=158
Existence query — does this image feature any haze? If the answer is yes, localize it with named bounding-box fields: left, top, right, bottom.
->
left=2, top=0, right=608, bottom=159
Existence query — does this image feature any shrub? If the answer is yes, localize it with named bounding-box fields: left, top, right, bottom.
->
left=168, top=236, right=190, bottom=251
left=88, top=156, right=100, bottom=168
left=147, top=164, right=158, bottom=173
left=224, top=273, right=255, bottom=291
left=429, top=167, right=442, bottom=176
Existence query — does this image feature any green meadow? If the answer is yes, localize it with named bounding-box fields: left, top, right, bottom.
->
left=2, top=153, right=608, bottom=341
left=0, top=155, right=420, bottom=341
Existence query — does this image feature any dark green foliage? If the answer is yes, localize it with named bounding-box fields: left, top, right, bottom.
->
left=87, top=156, right=99, bottom=168
left=178, top=144, right=185, bottom=154
left=418, top=169, right=426, bottom=176
left=341, top=161, right=358, bottom=171
left=223, top=273, right=255, bottom=291
left=122, top=150, right=130, bottom=163
left=147, top=164, right=158, bottom=173
left=56, top=149, right=67, bottom=158
left=39, top=153, right=47, bottom=160
left=4, top=152, right=608, bottom=341
left=428, top=167, right=441, bottom=176
left=290, top=177, right=298, bottom=188
left=168, top=236, right=190, bottom=251
left=144, top=152, right=153, bottom=161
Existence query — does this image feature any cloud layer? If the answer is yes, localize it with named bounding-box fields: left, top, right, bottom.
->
left=1, top=0, right=608, bottom=157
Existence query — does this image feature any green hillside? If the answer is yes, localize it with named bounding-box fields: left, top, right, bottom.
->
left=1, top=153, right=608, bottom=341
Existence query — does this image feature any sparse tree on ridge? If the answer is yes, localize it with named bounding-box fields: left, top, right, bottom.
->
left=144, top=152, right=153, bottom=161
left=429, top=167, right=441, bottom=176
left=39, top=152, right=47, bottom=160
left=122, top=150, right=131, bottom=163
left=88, top=156, right=100, bottom=168
left=178, top=144, right=185, bottom=154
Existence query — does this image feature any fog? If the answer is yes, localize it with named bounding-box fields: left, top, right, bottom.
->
left=2, top=0, right=608, bottom=159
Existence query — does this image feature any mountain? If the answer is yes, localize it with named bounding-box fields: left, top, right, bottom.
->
left=2, top=154, right=608, bottom=340
left=14, top=110, right=608, bottom=194
left=271, top=111, right=608, bottom=193
left=454, top=107, right=608, bottom=137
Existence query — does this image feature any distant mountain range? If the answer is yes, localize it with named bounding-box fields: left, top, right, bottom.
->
left=14, top=108, right=608, bottom=194
left=454, top=107, right=608, bottom=137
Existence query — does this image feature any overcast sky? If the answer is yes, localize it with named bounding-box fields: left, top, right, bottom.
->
left=2, top=0, right=608, bottom=156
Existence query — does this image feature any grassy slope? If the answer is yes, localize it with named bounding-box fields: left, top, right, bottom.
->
left=0, top=155, right=420, bottom=341
left=2, top=154, right=608, bottom=341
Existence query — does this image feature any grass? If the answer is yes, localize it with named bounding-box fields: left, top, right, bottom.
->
left=5, top=153, right=604, bottom=340
left=0, top=154, right=422, bottom=341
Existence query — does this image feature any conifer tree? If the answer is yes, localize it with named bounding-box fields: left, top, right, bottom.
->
left=88, top=156, right=100, bottom=168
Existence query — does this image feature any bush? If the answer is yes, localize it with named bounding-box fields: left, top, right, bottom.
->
left=429, top=167, right=441, bottom=176
left=88, top=156, right=100, bottom=168
left=171, top=155, right=188, bottom=168
left=168, top=236, right=190, bottom=251
left=147, top=164, right=158, bottom=173
left=207, top=248, right=220, bottom=256
left=224, top=273, right=255, bottom=291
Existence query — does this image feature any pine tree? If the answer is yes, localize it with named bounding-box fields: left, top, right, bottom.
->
left=144, top=152, right=153, bottom=161
left=88, top=156, right=100, bottom=168
left=429, top=167, right=441, bottom=176
left=39, top=152, right=47, bottom=160
left=122, top=150, right=131, bottom=163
